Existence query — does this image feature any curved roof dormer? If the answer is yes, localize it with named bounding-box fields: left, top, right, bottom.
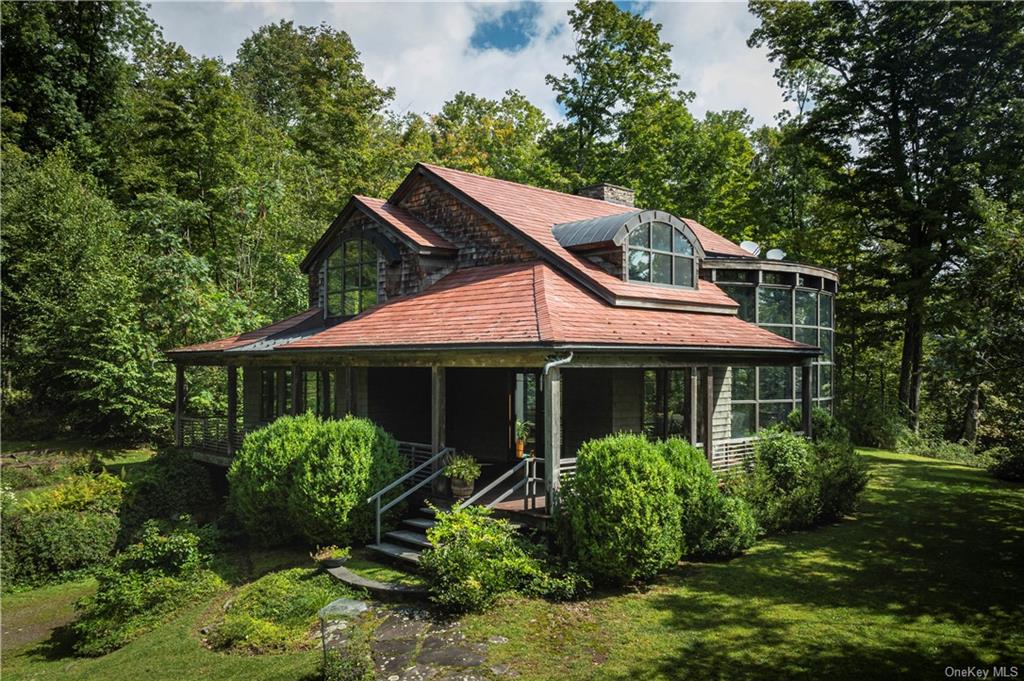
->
left=552, top=210, right=707, bottom=259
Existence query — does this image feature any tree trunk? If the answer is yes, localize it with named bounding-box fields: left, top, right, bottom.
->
left=961, top=380, right=980, bottom=446
left=897, top=288, right=925, bottom=431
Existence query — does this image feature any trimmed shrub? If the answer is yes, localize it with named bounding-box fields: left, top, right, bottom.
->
left=988, top=446, right=1024, bottom=482
left=813, top=437, right=869, bottom=522
left=228, top=414, right=406, bottom=546
left=786, top=407, right=849, bottom=444
left=207, top=567, right=359, bottom=653
left=287, top=417, right=405, bottom=545
left=755, top=427, right=813, bottom=492
left=0, top=472, right=126, bottom=585
left=419, top=505, right=578, bottom=613
left=72, top=519, right=224, bottom=656
left=560, top=434, right=681, bottom=584
left=697, top=496, right=759, bottom=559
left=657, top=439, right=758, bottom=559
left=227, top=414, right=313, bottom=545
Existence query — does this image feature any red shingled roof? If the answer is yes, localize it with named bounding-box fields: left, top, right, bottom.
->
left=353, top=195, right=456, bottom=251
left=682, top=219, right=754, bottom=258
left=280, top=262, right=812, bottom=352
left=412, top=164, right=747, bottom=309
left=167, top=308, right=321, bottom=354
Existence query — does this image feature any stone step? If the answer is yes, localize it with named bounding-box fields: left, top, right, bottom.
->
left=366, top=542, right=421, bottom=565
left=385, top=529, right=431, bottom=549
left=403, top=517, right=436, bottom=531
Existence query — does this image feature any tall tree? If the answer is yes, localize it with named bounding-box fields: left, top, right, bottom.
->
left=0, top=0, right=154, bottom=158
left=750, top=1, right=1024, bottom=428
left=545, top=0, right=677, bottom=183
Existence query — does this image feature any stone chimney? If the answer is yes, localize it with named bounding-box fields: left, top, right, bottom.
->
left=576, top=183, right=635, bottom=207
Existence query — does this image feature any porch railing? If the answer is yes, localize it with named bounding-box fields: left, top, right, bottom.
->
left=366, top=446, right=454, bottom=545
left=396, top=441, right=435, bottom=484
left=455, top=456, right=544, bottom=513
left=180, top=415, right=242, bottom=457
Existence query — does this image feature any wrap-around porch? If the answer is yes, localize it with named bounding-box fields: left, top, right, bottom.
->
left=173, top=347, right=816, bottom=517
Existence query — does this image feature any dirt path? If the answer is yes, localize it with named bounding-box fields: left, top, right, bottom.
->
left=2, top=579, right=96, bottom=651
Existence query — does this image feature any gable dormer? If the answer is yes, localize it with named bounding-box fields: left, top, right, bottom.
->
left=300, top=196, right=456, bottom=318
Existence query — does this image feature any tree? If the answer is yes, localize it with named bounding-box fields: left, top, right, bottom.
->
left=545, top=0, right=677, bottom=184
left=0, top=1, right=154, bottom=158
left=750, top=1, right=1024, bottom=429
left=429, top=90, right=563, bottom=187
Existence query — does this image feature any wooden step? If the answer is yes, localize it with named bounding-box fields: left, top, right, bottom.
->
left=385, top=529, right=431, bottom=549
left=403, top=517, right=436, bottom=531
left=366, top=542, right=421, bottom=565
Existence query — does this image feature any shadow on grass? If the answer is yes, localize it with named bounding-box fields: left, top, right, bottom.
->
left=608, top=452, right=1024, bottom=679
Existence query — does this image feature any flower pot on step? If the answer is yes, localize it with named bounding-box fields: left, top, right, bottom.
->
left=450, top=478, right=474, bottom=500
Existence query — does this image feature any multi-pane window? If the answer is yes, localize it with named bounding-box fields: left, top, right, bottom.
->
left=300, top=370, right=333, bottom=418
left=642, top=369, right=691, bottom=440
left=513, top=371, right=539, bottom=454
left=259, top=370, right=276, bottom=422
left=325, top=238, right=378, bottom=317
left=627, top=222, right=697, bottom=288
left=715, top=268, right=836, bottom=437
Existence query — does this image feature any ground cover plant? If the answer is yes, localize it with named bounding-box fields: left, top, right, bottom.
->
left=205, top=567, right=362, bottom=654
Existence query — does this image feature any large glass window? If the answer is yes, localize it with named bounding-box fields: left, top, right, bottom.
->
left=325, top=238, right=378, bottom=317
left=719, top=284, right=755, bottom=322
left=514, top=371, right=539, bottom=454
left=627, top=222, right=696, bottom=288
left=642, top=369, right=691, bottom=440
left=758, top=287, right=792, bottom=324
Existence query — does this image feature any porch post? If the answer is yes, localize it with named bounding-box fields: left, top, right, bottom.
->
left=688, top=368, right=699, bottom=446
left=431, top=366, right=446, bottom=494
left=290, top=365, right=301, bottom=415
left=174, top=364, right=185, bottom=448
left=276, top=368, right=287, bottom=416
left=801, top=362, right=813, bottom=438
left=702, top=367, right=714, bottom=464
left=226, top=365, right=237, bottom=456
left=543, top=366, right=562, bottom=510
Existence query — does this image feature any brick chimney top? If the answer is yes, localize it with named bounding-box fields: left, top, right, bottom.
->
left=576, top=183, right=635, bottom=207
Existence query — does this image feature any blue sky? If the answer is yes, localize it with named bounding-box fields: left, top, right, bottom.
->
left=146, top=2, right=790, bottom=126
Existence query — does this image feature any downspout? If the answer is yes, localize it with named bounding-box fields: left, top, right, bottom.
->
left=543, top=352, right=574, bottom=375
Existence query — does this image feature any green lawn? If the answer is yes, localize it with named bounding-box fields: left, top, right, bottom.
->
left=461, top=450, right=1024, bottom=679
left=2, top=450, right=1020, bottom=680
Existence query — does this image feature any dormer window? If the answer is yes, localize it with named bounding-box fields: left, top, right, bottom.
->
left=325, top=237, right=379, bottom=317
left=627, top=221, right=696, bottom=288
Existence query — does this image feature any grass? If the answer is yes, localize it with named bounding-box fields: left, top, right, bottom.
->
left=2, top=449, right=1020, bottom=680
left=460, top=450, right=1024, bottom=679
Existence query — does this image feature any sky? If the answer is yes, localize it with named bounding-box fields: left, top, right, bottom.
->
left=146, top=1, right=791, bottom=127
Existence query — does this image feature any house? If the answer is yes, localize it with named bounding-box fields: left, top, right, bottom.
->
left=167, top=162, right=836, bottom=532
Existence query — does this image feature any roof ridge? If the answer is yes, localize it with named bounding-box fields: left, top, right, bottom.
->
left=418, top=162, right=638, bottom=212
left=532, top=262, right=558, bottom=342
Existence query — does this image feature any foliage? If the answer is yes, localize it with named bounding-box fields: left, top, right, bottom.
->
left=420, top=505, right=586, bottom=614
left=812, top=437, right=870, bottom=524
left=310, top=545, right=350, bottom=563
left=228, top=414, right=405, bottom=545
left=754, top=427, right=813, bottom=493
left=1, top=472, right=127, bottom=585
left=321, top=628, right=375, bottom=681
left=987, top=447, right=1024, bottom=482
left=119, top=449, right=222, bottom=541
left=72, top=520, right=224, bottom=656
left=443, top=454, right=482, bottom=483
left=559, top=434, right=681, bottom=584
left=206, top=567, right=359, bottom=653
left=786, top=407, right=849, bottom=444
left=657, top=439, right=758, bottom=559
left=514, top=419, right=533, bottom=442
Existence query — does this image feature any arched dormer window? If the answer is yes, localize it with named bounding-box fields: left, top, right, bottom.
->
left=627, top=221, right=696, bottom=288
left=324, top=237, right=379, bottom=317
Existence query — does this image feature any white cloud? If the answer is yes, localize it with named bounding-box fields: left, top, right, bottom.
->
left=145, top=1, right=788, bottom=127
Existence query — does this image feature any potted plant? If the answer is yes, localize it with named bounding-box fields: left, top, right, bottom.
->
left=515, top=419, right=533, bottom=458
left=310, top=545, right=349, bottom=569
left=444, top=454, right=482, bottom=500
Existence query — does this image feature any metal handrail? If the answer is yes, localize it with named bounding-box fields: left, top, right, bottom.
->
left=367, top=446, right=453, bottom=544
left=455, top=457, right=530, bottom=510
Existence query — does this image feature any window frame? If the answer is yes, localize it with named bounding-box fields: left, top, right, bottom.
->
left=625, top=221, right=698, bottom=290
left=322, top=235, right=379, bottom=319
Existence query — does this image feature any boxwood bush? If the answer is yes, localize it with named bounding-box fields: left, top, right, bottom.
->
left=228, top=414, right=405, bottom=546
left=658, top=439, right=758, bottom=559
left=560, top=433, right=681, bottom=584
